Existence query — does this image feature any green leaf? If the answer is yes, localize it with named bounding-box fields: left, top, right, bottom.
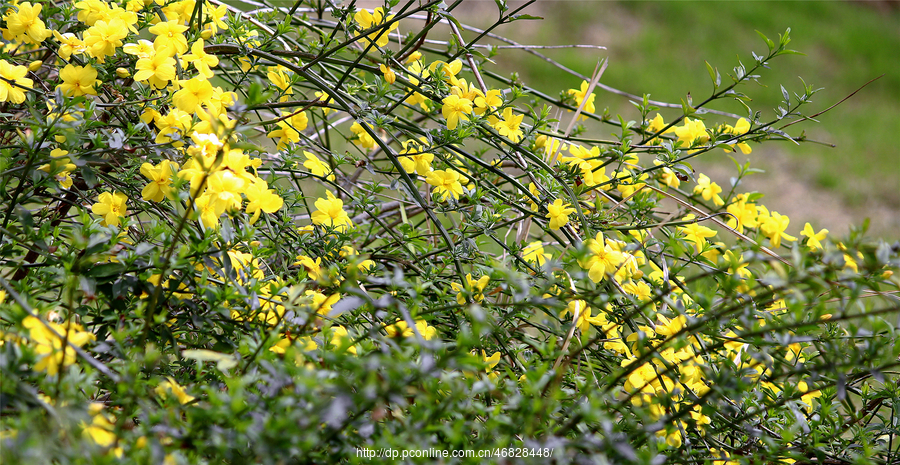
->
left=779, top=27, right=792, bottom=47
left=756, top=30, right=775, bottom=51
left=508, top=14, right=543, bottom=21
left=680, top=99, right=695, bottom=117
left=775, top=49, right=806, bottom=57
left=705, top=61, right=719, bottom=90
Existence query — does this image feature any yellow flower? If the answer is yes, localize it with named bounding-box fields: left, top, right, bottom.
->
left=451, top=274, right=490, bottom=305
left=450, top=78, right=481, bottom=102
left=123, top=39, right=155, bottom=59
left=385, top=319, right=437, bottom=340
left=425, top=169, right=464, bottom=201
left=693, top=173, right=724, bottom=206
left=354, top=7, right=398, bottom=48
left=385, top=319, right=413, bottom=338
left=155, top=377, right=196, bottom=405
left=38, top=150, right=76, bottom=190
left=329, top=326, right=357, bottom=354
left=800, top=223, right=828, bottom=251
left=182, top=39, right=219, bottom=79
left=148, top=20, right=189, bottom=56
left=53, top=31, right=87, bottom=60
left=653, top=160, right=680, bottom=189
left=74, top=0, right=109, bottom=26
left=267, top=66, right=294, bottom=102
left=722, top=117, right=752, bottom=154
left=709, top=448, right=739, bottom=465
left=314, top=91, right=333, bottom=115
left=759, top=210, right=796, bottom=248
left=379, top=64, right=396, bottom=84
left=678, top=222, right=718, bottom=253
left=415, top=320, right=438, bottom=340
left=225, top=249, right=265, bottom=282
left=579, top=232, right=625, bottom=283
left=656, top=314, right=686, bottom=337
left=405, top=51, right=422, bottom=64
left=302, top=151, right=334, bottom=181
left=23, top=316, right=96, bottom=375
left=267, top=111, right=309, bottom=150
left=82, top=18, right=128, bottom=62
left=661, top=428, right=683, bottom=448
left=140, top=160, right=179, bottom=202
left=398, top=138, right=434, bottom=175
left=244, top=178, right=283, bottom=224
left=429, top=59, right=463, bottom=80
left=350, top=122, right=377, bottom=149
left=567, top=80, right=596, bottom=120
left=674, top=117, right=709, bottom=147
left=1, top=2, right=51, bottom=44
left=38, top=149, right=77, bottom=189
left=473, top=89, right=502, bottom=115
left=270, top=335, right=317, bottom=354
left=481, top=350, right=501, bottom=373
left=57, top=64, right=100, bottom=97
left=92, top=191, right=128, bottom=227
left=559, top=300, right=606, bottom=333
left=340, top=246, right=376, bottom=273
left=522, top=241, right=551, bottom=266
left=622, top=280, right=652, bottom=301
left=152, top=109, right=191, bottom=142
left=82, top=403, right=116, bottom=448
left=646, top=113, right=673, bottom=134
left=493, top=107, right=524, bottom=143
left=797, top=380, right=821, bottom=413
left=0, top=60, right=33, bottom=104
left=134, top=46, right=177, bottom=89
left=304, top=290, right=340, bottom=316
left=546, top=198, right=575, bottom=230
left=725, top=193, right=758, bottom=233
left=200, top=2, right=229, bottom=35
left=441, top=94, right=473, bottom=130
left=842, top=252, right=859, bottom=273
left=311, top=191, right=353, bottom=231
left=173, top=77, right=214, bottom=114
left=293, top=255, right=323, bottom=281
left=722, top=250, right=752, bottom=286
left=404, top=60, right=431, bottom=110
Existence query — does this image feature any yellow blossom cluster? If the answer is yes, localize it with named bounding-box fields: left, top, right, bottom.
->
left=19, top=316, right=96, bottom=375
left=2, top=4, right=893, bottom=460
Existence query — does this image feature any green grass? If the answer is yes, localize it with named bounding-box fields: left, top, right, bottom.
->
left=466, top=1, right=900, bottom=209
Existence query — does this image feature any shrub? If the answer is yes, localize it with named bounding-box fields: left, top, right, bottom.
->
left=1, top=1, right=898, bottom=463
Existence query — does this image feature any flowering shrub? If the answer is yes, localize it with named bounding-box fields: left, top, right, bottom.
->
left=1, top=1, right=899, bottom=463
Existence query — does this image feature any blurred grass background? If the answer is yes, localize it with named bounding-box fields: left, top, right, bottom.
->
left=441, top=0, right=900, bottom=239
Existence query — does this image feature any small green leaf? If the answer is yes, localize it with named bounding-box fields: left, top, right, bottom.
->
left=775, top=49, right=805, bottom=57
left=705, top=61, right=718, bottom=90
left=756, top=30, right=775, bottom=51
left=508, top=14, right=543, bottom=21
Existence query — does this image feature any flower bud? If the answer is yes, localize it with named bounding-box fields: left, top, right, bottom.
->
left=379, top=64, right=395, bottom=84
left=116, top=68, right=130, bottom=78
left=200, top=28, right=213, bottom=40
left=27, top=60, right=42, bottom=72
